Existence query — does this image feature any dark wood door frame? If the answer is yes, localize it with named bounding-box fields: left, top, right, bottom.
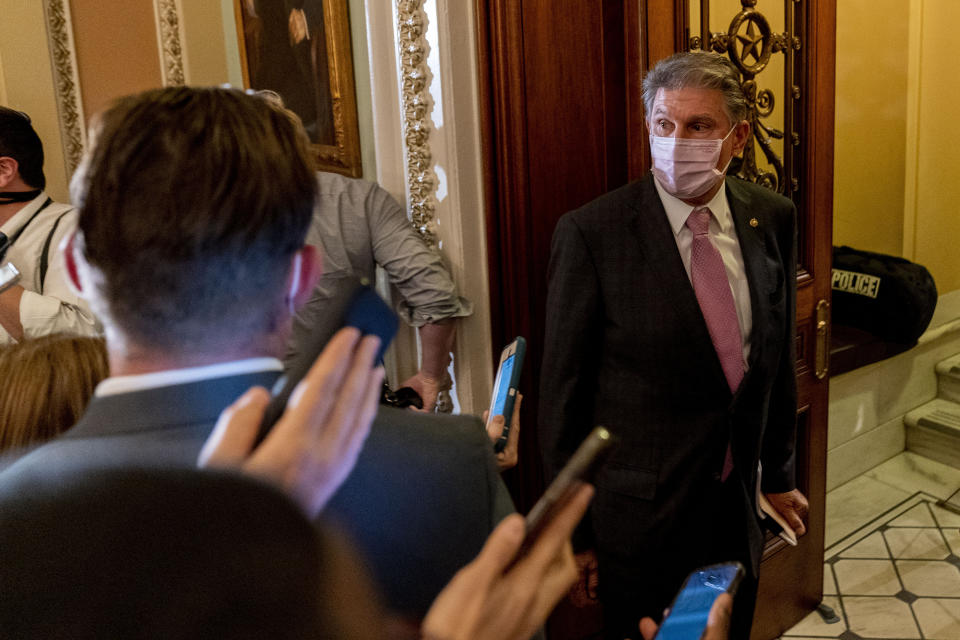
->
left=476, top=0, right=635, bottom=512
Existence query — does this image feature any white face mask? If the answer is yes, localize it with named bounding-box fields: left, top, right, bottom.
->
left=649, top=125, right=737, bottom=200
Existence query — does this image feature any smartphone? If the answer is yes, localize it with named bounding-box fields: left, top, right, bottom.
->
left=654, top=562, right=745, bottom=640
left=520, top=426, right=616, bottom=552
left=0, top=263, right=20, bottom=294
left=486, top=337, right=526, bottom=453
left=255, top=280, right=398, bottom=444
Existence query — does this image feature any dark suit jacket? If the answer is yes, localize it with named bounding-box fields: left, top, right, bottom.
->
left=539, top=174, right=797, bottom=575
left=0, top=467, right=333, bottom=639
left=1, top=371, right=513, bottom=617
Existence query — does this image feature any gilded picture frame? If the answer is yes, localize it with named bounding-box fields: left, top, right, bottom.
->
left=234, top=0, right=362, bottom=177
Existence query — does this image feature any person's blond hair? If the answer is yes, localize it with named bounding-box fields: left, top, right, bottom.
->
left=0, top=334, right=109, bottom=452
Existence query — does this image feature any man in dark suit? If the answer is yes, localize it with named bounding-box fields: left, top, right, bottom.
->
left=539, top=52, right=808, bottom=639
left=0, top=86, right=512, bottom=619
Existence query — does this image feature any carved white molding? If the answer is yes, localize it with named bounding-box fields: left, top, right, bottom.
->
left=368, top=1, right=492, bottom=414
left=42, top=0, right=86, bottom=177
left=396, top=0, right=439, bottom=248
left=154, top=0, right=188, bottom=87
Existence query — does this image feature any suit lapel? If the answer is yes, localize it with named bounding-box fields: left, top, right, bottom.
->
left=726, top=178, right=773, bottom=377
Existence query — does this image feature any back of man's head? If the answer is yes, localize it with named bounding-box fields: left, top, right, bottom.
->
left=70, top=86, right=317, bottom=355
left=0, top=107, right=45, bottom=190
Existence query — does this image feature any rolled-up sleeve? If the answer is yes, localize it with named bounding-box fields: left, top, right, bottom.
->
left=2, top=206, right=100, bottom=343
left=365, top=183, right=472, bottom=327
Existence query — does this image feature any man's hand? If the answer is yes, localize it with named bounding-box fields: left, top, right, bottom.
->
left=199, top=327, right=384, bottom=518
left=421, top=484, right=594, bottom=640
left=764, top=489, right=809, bottom=537
left=482, top=393, right=522, bottom=471
left=400, top=370, right=442, bottom=412
left=638, top=592, right=733, bottom=640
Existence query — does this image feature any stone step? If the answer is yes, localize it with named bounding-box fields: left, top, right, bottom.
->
left=905, top=398, right=960, bottom=469
left=936, top=354, right=960, bottom=403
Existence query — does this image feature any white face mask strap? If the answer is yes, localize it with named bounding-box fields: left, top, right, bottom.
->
left=722, top=122, right=739, bottom=142
left=288, top=252, right=302, bottom=313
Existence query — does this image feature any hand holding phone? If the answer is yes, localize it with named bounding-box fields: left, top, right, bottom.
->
left=422, top=484, right=594, bottom=640
left=256, top=281, right=398, bottom=444
left=520, top=426, right=616, bottom=556
left=486, top=337, right=526, bottom=453
left=484, top=393, right=522, bottom=471
left=652, top=562, right=743, bottom=640
left=200, top=327, right=385, bottom=516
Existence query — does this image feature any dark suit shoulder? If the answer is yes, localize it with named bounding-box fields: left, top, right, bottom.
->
left=562, top=178, right=650, bottom=230
left=326, top=405, right=512, bottom=616
left=371, top=405, right=486, bottom=444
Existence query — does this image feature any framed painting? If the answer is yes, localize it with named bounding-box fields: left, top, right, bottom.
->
left=234, top=0, right=362, bottom=177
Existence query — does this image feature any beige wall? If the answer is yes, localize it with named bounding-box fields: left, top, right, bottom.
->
left=835, top=0, right=960, bottom=295
left=909, top=0, right=960, bottom=294
left=180, top=0, right=250, bottom=88
left=0, top=0, right=72, bottom=201
left=833, top=0, right=909, bottom=257
left=70, top=0, right=162, bottom=118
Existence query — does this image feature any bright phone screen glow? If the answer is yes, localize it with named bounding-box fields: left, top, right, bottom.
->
left=655, top=565, right=739, bottom=640
left=492, top=353, right=515, bottom=417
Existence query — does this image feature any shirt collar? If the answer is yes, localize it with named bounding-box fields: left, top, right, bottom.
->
left=95, top=357, right=284, bottom=397
left=0, top=192, right=48, bottom=235
left=653, top=177, right=732, bottom=237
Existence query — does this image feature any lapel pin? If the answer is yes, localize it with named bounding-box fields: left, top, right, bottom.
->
left=749, top=217, right=759, bottom=228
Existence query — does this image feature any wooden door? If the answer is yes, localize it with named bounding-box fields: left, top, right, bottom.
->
left=477, top=0, right=635, bottom=514
left=477, top=1, right=835, bottom=637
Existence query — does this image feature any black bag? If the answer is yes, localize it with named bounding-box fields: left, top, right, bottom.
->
left=832, top=246, right=937, bottom=344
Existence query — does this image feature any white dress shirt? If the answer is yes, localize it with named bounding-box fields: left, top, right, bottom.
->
left=0, top=192, right=101, bottom=345
left=653, top=177, right=752, bottom=367
left=95, top=358, right=284, bottom=397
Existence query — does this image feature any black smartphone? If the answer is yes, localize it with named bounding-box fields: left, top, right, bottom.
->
left=654, top=562, right=745, bottom=640
left=255, top=281, right=398, bottom=444
left=520, top=426, right=616, bottom=553
left=486, top=337, right=526, bottom=453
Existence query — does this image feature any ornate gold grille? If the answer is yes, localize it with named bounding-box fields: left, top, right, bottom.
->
left=687, top=0, right=802, bottom=198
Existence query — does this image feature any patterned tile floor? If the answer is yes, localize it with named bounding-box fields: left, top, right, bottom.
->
left=783, top=453, right=960, bottom=640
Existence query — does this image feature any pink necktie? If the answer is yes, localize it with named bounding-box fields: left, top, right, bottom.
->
left=686, top=207, right=743, bottom=480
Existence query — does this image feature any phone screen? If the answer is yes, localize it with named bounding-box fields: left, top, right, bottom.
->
left=654, top=563, right=742, bottom=640
left=491, top=353, right=515, bottom=417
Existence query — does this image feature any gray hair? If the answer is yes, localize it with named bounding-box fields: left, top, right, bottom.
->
left=642, top=52, right=748, bottom=126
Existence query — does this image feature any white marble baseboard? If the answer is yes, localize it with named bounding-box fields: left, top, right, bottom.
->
left=827, top=417, right=905, bottom=492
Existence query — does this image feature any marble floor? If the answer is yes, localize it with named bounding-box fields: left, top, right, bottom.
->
left=782, top=452, right=960, bottom=640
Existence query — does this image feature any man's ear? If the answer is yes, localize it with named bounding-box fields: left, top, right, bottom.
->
left=62, top=231, right=84, bottom=295
left=0, top=157, right=19, bottom=189
left=732, top=120, right=751, bottom=156
left=286, top=245, right=321, bottom=313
